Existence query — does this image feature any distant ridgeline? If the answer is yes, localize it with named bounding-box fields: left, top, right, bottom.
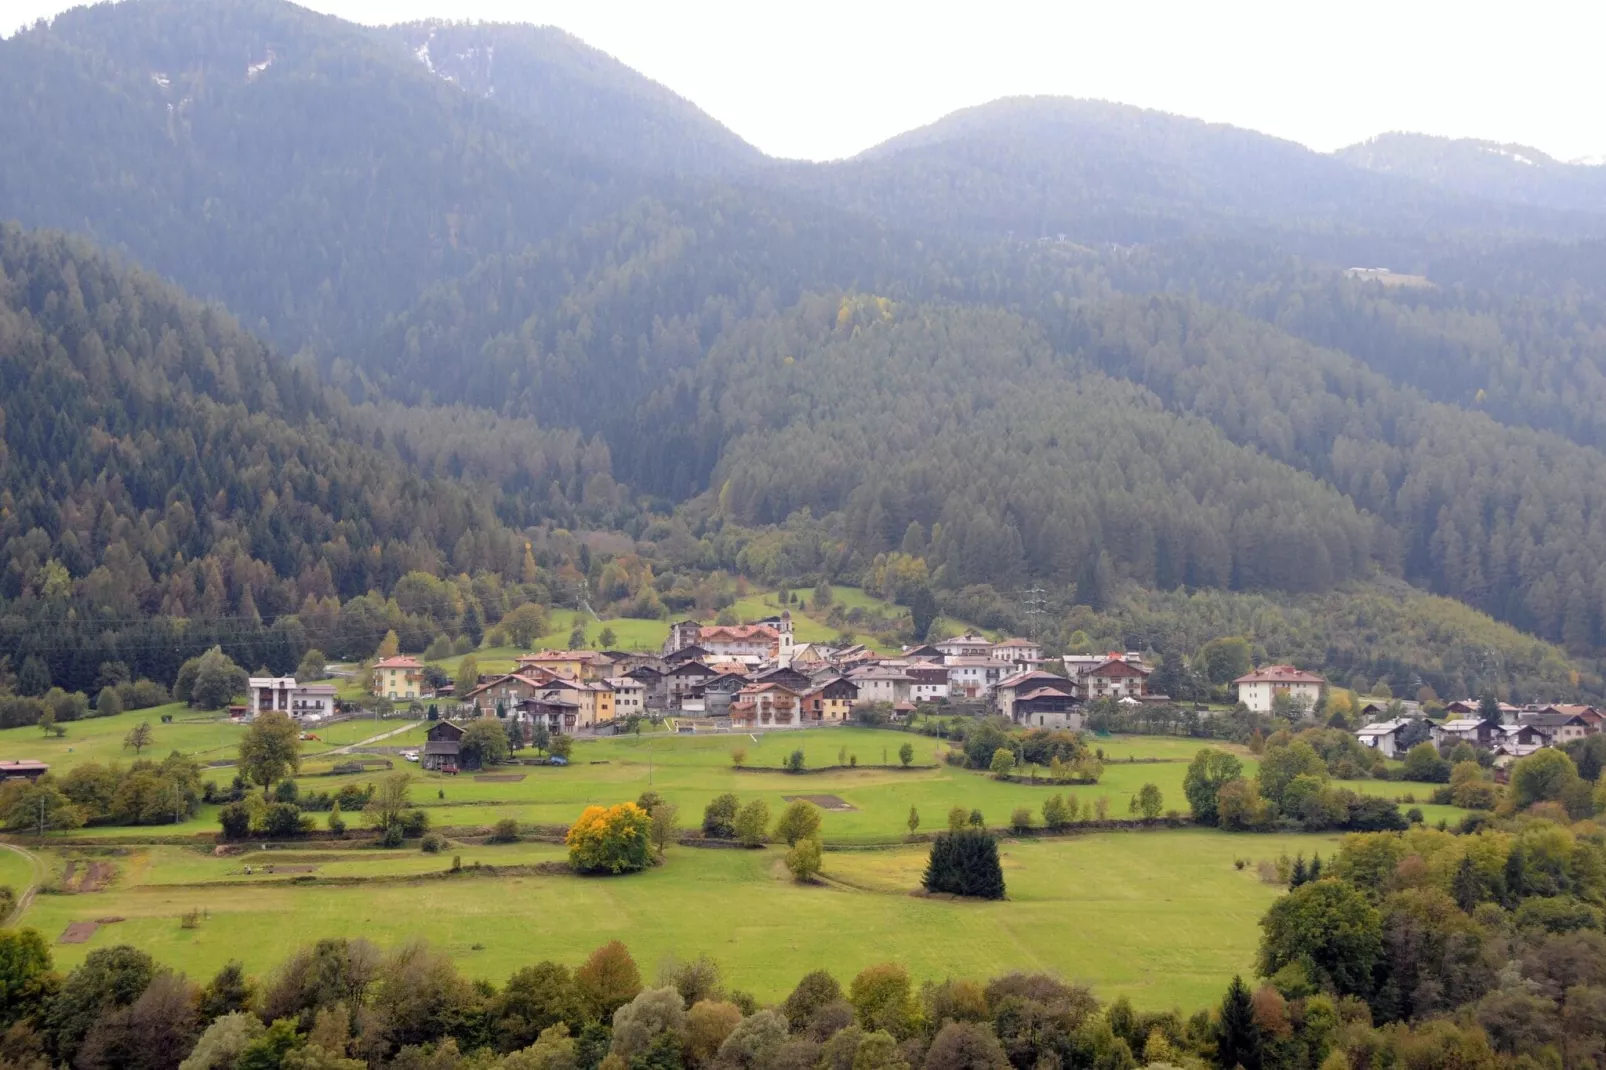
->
left=1, top=0, right=1605, bottom=700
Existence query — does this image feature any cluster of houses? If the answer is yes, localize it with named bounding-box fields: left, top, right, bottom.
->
left=1356, top=700, right=1604, bottom=767
left=401, top=613, right=1196, bottom=737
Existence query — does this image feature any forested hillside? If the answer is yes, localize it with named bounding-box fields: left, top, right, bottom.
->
left=1337, top=132, right=1606, bottom=213
left=4, top=0, right=1606, bottom=699
left=382, top=21, right=764, bottom=178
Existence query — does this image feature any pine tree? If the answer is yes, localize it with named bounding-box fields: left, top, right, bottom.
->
left=1453, top=854, right=1480, bottom=912
left=462, top=602, right=484, bottom=648
left=1289, top=855, right=1308, bottom=890
left=1308, top=854, right=1322, bottom=882
left=1215, top=975, right=1262, bottom=1070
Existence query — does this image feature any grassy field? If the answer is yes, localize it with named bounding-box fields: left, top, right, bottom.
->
left=20, top=828, right=1334, bottom=1010
left=290, top=729, right=1233, bottom=842
left=0, top=706, right=242, bottom=773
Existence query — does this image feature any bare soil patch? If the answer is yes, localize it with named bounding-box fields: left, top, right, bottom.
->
left=58, top=921, right=98, bottom=944
left=782, top=794, right=858, bottom=812
left=474, top=774, right=526, bottom=783
left=81, top=861, right=115, bottom=892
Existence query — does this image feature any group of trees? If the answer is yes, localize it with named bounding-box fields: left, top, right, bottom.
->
left=0, top=751, right=203, bottom=831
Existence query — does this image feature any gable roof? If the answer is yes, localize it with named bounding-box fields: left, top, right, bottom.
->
left=373, top=656, right=422, bottom=669
left=1235, top=665, right=1325, bottom=685
left=1083, top=657, right=1150, bottom=678
left=1356, top=718, right=1413, bottom=737
left=998, top=670, right=1073, bottom=691
left=993, top=638, right=1038, bottom=649
left=698, top=624, right=779, bottom=643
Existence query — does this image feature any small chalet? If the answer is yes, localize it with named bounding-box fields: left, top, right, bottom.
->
left=1355, top=718, right=1415, bottom=759
left=1016, top=688, right=1082, bottom=730
left=902, top=644, right=946, bottom=663
left=517, top=697, right=580, bottom=734
left=0, top=760, right=49, bottom=782
left=730, top=683, right=804, bottom=729
left=994, top=671, right=1077, bottom=722
left=1497, top=723, right=1546, bottom=748
left=802, top=677, right=858, bottom=722
left=1542, top=705, right=1605, bottom=731
left=1431, top=718, right=1500, bottom=749
left=751, top=665, right=815, bottom=693
left=663, top=643, right=713, bottom=666
left=1520, top=710, right=1594, bottom=745
left=422, top=720, right=465, bottom=771
left=1492, top=742, right=1545, bottom=768
left=665, top=660, right=718, bottom=702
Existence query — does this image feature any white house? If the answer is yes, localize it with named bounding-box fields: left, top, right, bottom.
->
left=248, top=676, right=337, bottom=720
left=1234, top=665, right=1324, bottom=714
left=606, top=677, right=647, bottom=718
left=935, top=634, right=993, bottom=659
left=850, top=666, right=914, bottom=706
left=946, top=657, right=1003, bottom=699
left=989, top=638, right=1042, bottom=669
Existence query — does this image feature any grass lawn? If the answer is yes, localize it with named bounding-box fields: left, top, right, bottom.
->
left=282, top=729, right=1236, bottom=842
left=20, top=828, right=1334, bottom=1010
left=0, top=705, right=242, bottom=774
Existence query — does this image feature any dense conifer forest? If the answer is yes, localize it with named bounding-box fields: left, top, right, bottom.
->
left=3, top=0, right=1606, bottom=701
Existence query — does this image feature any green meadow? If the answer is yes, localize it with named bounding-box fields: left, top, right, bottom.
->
left=0, top=727, right=1469, bottom=1011
left=23, top=829, right=1334, bottom=1011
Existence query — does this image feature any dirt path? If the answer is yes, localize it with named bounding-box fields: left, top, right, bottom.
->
left=0, top=841, right=45, bottom=925
left=327, top=720, right=423, bottom=756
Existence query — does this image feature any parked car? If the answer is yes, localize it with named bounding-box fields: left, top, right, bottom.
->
left=403, top=751, right=419, bottom=762
left=548, top=756, right=568, bottom=766
left=440, top=764, right=459, bottom=776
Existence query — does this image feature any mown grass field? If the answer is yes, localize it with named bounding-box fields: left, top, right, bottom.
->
left=0, top=705, right=240, bottom=773
left=22, top=828, right=1334, bottom=1010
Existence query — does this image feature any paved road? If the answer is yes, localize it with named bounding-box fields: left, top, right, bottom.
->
left=0, top=840, right=45, bottom=925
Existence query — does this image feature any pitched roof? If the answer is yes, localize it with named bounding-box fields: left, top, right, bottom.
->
left=1234, top=665, right=1325, bottom=685
left=373, top=656, right=422, bottom=669
left=1017, top=687, right=1076, bottom=702
left=993, top=638, right=1038, bottom=649
left=998, top=670, right=1072, bottom=691
left=698, top=624, right=779, bottom=642
left=1083, top=657, right=1150, bottom=678
left=1356, top=718, right=1413, bottom=736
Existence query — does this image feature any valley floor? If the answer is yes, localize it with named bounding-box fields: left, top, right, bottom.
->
left=0, top=728, right=1466, bottom=1010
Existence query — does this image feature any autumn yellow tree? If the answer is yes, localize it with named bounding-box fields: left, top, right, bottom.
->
left=567, top=802, right=652, bottom=874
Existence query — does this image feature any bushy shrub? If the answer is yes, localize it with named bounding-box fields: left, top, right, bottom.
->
left=421, top=832, right=446, bottom=853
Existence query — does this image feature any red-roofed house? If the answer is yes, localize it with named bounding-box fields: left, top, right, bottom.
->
left=1076, top=655, right=1151, bottom=701
left=372, top=656, right=424, bottom=700
left=1234, top=665, right=1325, bottom=714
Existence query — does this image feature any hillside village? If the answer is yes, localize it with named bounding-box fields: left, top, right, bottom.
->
left=242, top=610, right=1606, bottom=772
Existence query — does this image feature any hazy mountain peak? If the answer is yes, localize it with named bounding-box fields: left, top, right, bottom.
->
left=1335, top=131, right=1606, bottom=213
left=383, top=19, right=763, bottom=177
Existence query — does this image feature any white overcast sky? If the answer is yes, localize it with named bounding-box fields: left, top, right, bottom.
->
left=3, top=0, right=1603, bottom=163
